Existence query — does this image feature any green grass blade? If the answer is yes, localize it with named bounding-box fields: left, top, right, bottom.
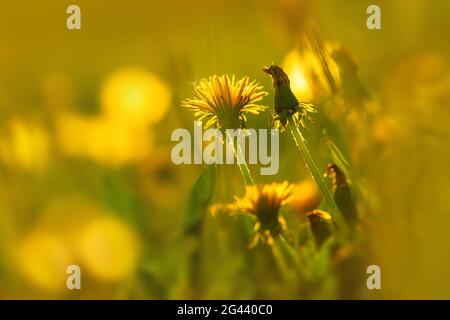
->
left=234, top=141, right=254, bottom=185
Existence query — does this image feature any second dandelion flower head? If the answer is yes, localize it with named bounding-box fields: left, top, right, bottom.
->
left=232, top=181, right=295, bottom=246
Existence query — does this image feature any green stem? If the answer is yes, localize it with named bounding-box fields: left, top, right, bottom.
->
left=234, top=142, right=254, bottom=185
left=271, top=236, right=298, bottom=282
left=288, top=119, right=349, bottom=238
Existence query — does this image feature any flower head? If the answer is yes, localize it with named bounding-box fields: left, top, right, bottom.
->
left=101, top=69, right=172, bottom=127
left=232, top=181, right=295, bottom=246
left=181, top=75, right=267, bottom=130
left=289, top=180, right=322, bottom=214
left=78, top=216, right=140, bottom=282
left=263, top=65, right=316, bottom=131
left=282, top=46, right=340, bottom=104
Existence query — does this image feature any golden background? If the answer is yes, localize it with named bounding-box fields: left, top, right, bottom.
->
left=0, top=0, right=449, bottom=299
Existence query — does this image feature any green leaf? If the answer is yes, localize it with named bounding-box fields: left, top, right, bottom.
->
left=183, top=164, right=217, bottom=236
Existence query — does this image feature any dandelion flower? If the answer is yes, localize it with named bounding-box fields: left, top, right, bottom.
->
left=101, top=69, right=171, bottom=127
left=232, top=181, right=295, bottom=246
left=77, top=217, right=140, bottom=282
left=181, top=75, right=268, bottom=130
left=289, top=180, right=322, bottom=214
left=0, top=119, right=50, bottom=172
left=282, top=47, right=339, bottom=104
left=16, top=231, right=72, bottom=291
left=56, top=113, right=153, bottom=167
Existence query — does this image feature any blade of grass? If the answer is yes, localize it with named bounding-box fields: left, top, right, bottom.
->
left=234, top=140, right=254, bottom=185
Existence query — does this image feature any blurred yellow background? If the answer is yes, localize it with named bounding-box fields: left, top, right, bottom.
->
left=0, top=0, right=449, bottom=299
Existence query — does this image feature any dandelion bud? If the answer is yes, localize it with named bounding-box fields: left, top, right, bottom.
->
left=307, top=209, right=332, bottom=248
left=263, top=65, right=316, bottom=130
left=263, top=65, right=299, bottom=115
left=325, top=163, right=358, bottom=228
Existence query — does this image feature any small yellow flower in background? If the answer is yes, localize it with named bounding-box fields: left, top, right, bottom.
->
left=282, top=47, right=339, bottom=105
left=55, top=67, right=170, bottom=167
left=100, top=69, right=172, bottom=128
left=289, top=180, right=322, bottom=214
left=84, top=117, right=152, bottom=167
left=0, top=119, right=50, bottom=172
left=283, top=49, right=314, bottom=102
left=77, top=216, right=140, bottom=282
left=232, top=181, right=295, bottom=246
left=16, top=231, right=72, bottom=291
left=181, top=75, right=268, bottom=130
left=56, top=113, right=153, bottom=167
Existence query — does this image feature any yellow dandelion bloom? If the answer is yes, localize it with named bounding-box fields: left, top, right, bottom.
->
left=232, top=181, right=295, bottom=246
left=56, top=113, right=153, bottom=167
left=77, top=217, right=140, bottom=282
left=289, top=180, right=322, bottom=214
left=0, top=119, right=50, bottom=172
left=282, top=46, right=339, bottom=104
left=84, top=117, right=152, bottom=167
left=16, top=231, right=73, bottom=291
left=181, top=75, right=268, bottom=130
left=101, top=69, right=172, bottom=127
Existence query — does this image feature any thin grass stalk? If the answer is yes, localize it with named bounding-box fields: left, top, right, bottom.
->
left=234, top=141, right=254, bottom=185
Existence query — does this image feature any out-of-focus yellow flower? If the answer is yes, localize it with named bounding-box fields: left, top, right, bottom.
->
left=16, top=231, right=72, bottom=291
left=100, top=69, right=171, bottom=127
left=232, top=182, right=295, bottom=246
left=289, top=180, right=322, bottom=214
left=181, top=75, right=267, bottom=130
left=85, top=117, right=152, bottom=167
left=0, top=119, right=50, bottom=172
left=282, top=47, right=339, bottom=104
left=283, top=50, right=313, bottom=101
left=56, top=113, right=152, bottom=167
left=77, top=216, right=140, bottom=282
